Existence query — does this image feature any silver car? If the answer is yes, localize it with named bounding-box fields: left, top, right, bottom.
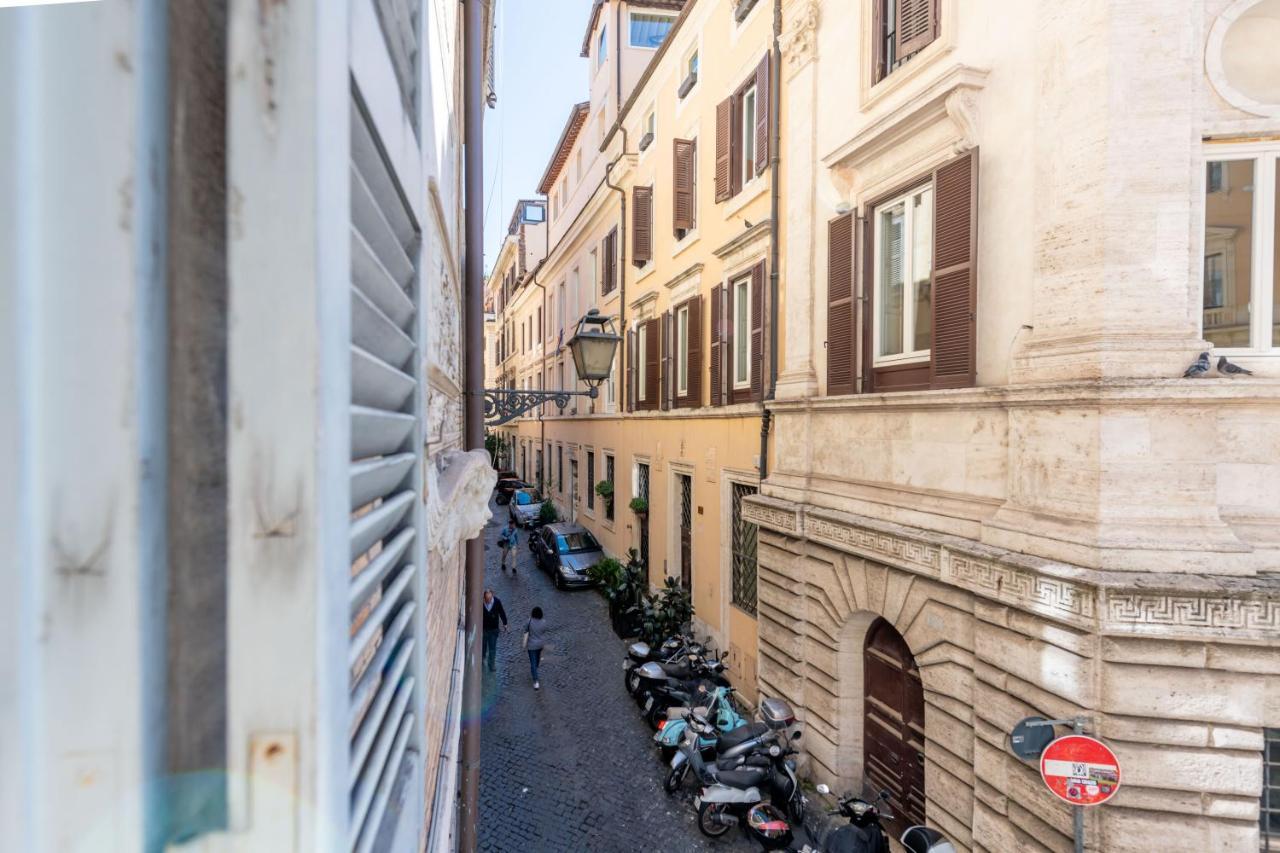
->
left=508, top=487, right=547, bottom=527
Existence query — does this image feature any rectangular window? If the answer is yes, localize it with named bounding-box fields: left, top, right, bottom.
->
left=589, top=248, right=598, bottom=296
left=605, top=454, right=616, bottom=521
left=557, top=444, right=563, bottom=492
left=680, top=50, right=699, bottom=98
left=630, top=12, right=675, bottom=48
left=640, top=110, right=655, bottom=151
left=598, top=25, right=608, bottom=68
left=676, top=305, right=690, bottom=395
left=874, top=183, right=933, bottom=364
left=733, top=277, right=750, bottom=388
left=1203, top=150, right=1279, bottom=350
left=637, top=324, right=649, bottom=401
left=731, top=482, right=759, bottom=615
left=606, top=356, right=617, bottom=410
left=586, top=451, right=596, bottom=511
left=1264, top=727, right=1280, bottom=851
left=740, top=86, right=757, bottom=186
left=876, top=0, right=938, bottom=83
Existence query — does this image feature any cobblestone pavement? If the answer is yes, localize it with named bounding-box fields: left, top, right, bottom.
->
left=477, top=501, right=758, bottom=853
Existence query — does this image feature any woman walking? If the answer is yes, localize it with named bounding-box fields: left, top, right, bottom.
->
left=522, top=606, right=549, bottom=690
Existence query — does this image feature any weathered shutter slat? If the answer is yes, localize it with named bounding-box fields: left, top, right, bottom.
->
left=687, top=295, right=703, bottom=407
left=897, top=0, right=938, bottom=57
left=626, top=329, right=635, bottom=411
left=750, top=261, right=765, bottom=401
left=633, top=187, right=652, bottom=266
left=754, top=52, right=769, bottom=177
left=715, top=97, right=732, bottom=203
left=660, top=310, right=671, bottom=411
left=710, top=285, right=723, bottom=406
left=826, top=212, right=856, bottom=396
left=930, top=149, right=978, bottom=388
left=673, top=139, right=696, bottom=233
left=644, top=318, right=660, bottom=410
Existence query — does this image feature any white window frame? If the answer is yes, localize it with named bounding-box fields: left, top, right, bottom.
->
left=740, top=85, right=757, bottom=184
left=629, top=11, right=676, bottom=49
left=676, top=304, right=690, bottom=395
left=637, top=323, right=649, bottom=402
left=1201, top=142, right=1279, bottom=354
left=732, top=276, right=750, bottom=389
left=872, top=183, right=934, bottom=367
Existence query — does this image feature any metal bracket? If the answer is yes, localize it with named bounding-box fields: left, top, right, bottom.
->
left=484, top=387, right=598, bottom=427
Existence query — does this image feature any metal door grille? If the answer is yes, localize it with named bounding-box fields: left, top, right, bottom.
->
left=638, top=463, right=650, bottom=568
left=347, top=85, right=421, bottom=853
left=1264, top=728, right=1280, bottom=851
left=586, top=452, right=595, bottom=510
left=678, top=474, right=692, bottom=591
left=731, top=483, right=758, bottom=615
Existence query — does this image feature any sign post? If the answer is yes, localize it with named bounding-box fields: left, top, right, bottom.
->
left=1017, top=717, right=1121, bottom=853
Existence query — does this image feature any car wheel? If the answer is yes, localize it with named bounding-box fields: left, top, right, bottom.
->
left=554, top=574, right=565, bottom=590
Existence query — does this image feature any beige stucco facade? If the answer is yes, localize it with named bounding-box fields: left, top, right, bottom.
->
left=755, top=1, right=1280, bottom=851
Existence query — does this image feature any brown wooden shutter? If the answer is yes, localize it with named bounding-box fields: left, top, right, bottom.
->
left=715, top=97, right=733, bottom=202
left=710, top=285, right=723, bottom=406
left=897, top=0, right=938, bottom=57
left=673, top=139, right=696, bottom=233
left=644, top=318, right=660, bottom=409
left=749, top=262, right=765, bottom=401
left=660, top=311, right=671, bottom=411
left=930, top=149, right=978, bottom=388
left=633, top=188, right=652, bottom=267
left=826, top=212, right=856, bottom=396
left=602, top=230, right=616, bottom=294
left=686, top=296, right=703, bottom=407
left=754, top=53, right=770, bottom=177
left=626, top=328, right=636, bottom=411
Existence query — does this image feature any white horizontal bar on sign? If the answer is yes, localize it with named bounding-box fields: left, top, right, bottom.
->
left=351, top=345, right=415, bottom=412
left=351, top=405, right=415, bottom=459
left=1043, top=759, right=1117, bottom=778
left=347, top=564, right=416, bottom=671
left=349, top=648, right=414, bottom=786
left=349, top=708, right=416, bottom=847
left=352, top=286, right=415, bottom=371
left=350, top=601, right=415, bottom=724
left=351, top=453, right=415, bottom=511
left=351, top=226, right=414, bottom=327
left=349, top=490, right=414, bottom=560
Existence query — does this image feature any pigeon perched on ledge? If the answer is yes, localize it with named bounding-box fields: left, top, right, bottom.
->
left=1182, top=351, right=1211, bottom=378
left=1217, top=355, right=1253, bottom=377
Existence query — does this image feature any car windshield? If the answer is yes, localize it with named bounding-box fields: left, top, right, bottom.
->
left=555, top=531, right=600, bottom=554
left=515, top=490, right=542, bottom=505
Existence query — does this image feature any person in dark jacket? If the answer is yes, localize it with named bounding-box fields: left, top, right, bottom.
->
left=482, top=589, right=508, bottom=672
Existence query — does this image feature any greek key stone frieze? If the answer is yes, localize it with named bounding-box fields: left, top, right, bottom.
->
left=1105, top=593, right=1280, bottom=633
left=944, top=554, right=1095, bottom=622
left=742, top=501, right=799, bottom=533
left=807, top=516, right=942, bottom=577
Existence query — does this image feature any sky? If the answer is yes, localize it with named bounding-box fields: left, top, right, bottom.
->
left=483, top=0, right=591, bottom=273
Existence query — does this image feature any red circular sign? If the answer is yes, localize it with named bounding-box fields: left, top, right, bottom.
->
left=1039, top=735, right=1121, bottom=806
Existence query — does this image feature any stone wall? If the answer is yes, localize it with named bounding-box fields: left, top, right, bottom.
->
left=747, top=495, right=1279, bottom=853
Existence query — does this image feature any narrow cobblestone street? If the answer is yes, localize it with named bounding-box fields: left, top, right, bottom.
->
left=477, top=501, right=757, bottom=853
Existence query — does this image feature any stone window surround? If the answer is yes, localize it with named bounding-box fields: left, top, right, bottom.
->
left=1205, top=0, right=1280, bottom=120
left=741, top=493, right=1280, bottom=642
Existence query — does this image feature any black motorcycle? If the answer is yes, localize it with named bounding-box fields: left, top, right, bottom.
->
left=695, top=732, right=807, bottom=838
left=810, top=784, right=892, bottom=853
left=622, top=634, right=706, bottom=696
left=633, top=658, right=729, bottom=729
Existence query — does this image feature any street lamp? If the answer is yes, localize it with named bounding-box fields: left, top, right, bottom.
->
left=484, top=309, right=621, bottom=426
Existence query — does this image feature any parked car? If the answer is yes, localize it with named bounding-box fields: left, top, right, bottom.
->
left=494, top=477, right=529, bottom=505
left=508, top=487, right=548, bottom=527
left=494, top=469, right=517, bottom=482
left=529, top=523, right=605, bottom=589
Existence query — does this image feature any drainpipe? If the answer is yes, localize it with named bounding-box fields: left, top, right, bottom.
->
left=459, top=0, right=485, bottom=848
left=760, top=0, right=782, bottom=481
left=604, top=140, right=629, bottom=407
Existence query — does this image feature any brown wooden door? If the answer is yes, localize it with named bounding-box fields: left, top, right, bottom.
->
left=678, top=474, right=692, bottom=590
left=864, top=618, right=926, bottom=833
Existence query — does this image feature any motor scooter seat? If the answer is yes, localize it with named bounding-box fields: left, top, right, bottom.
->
left=713, top=767, right=768, bottom=788
left=714, top=752, right=771, bottom=771
left=716, top=721, right=770, bottom=751
left=823, top=824, right=876, bottom=853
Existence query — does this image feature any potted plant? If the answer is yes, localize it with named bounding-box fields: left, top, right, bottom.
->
left=630, top=576, right=694, bottom=647
left=629, top=496, right=649, bottom=519
left=595, top=479, right=616, bottom=516
left=538, top=500, right=559, bottom=526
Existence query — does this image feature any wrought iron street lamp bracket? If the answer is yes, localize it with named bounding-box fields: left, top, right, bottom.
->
left=483, top=386, right=599, bottom=426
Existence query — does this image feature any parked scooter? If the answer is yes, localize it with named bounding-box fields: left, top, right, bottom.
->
left=653, top=684, right=749, bottom=761
left=663, top=706, right=779, bottom=793
left=809, top=784, right=892, bottom=853
left=633, top=656, right=730, bottom=727
left=694, top=732, right=807, bottom=837
left=622, top=634, right=708, bottom=696
left=736, top=800, right=954, bottom=853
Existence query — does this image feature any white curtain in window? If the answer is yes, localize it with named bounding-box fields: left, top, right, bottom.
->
left=631, top=14, right=674, bottom=48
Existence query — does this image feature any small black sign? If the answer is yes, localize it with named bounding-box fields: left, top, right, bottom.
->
left=1010, top=716, right=1055, bottom=761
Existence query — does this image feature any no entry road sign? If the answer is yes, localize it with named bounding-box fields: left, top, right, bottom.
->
left=1040, top=735, right=1121, bottom=806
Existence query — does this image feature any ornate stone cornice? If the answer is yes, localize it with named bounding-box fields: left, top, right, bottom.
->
left=744, top=495, right=1280, bottom=639
left=779, top=0, right=820, bottom=78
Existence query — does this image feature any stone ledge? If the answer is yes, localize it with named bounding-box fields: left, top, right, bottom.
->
left=743, top=495, right=1280, bottom=642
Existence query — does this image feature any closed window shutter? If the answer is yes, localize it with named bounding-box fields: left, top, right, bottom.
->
left=754, top=52, right=770, bottom=177
left=660, top=310, right=671, bottom=411
left=710, top=285, right=724, bottom=406
left=673, top=139, right=696, bottom=232
left=930, top=149, right=978, bottom=388
left=897, top=0, right=938, bottom=57
left=686, top=296, right=703, bottom=407
left=644, top=318, right=661, bottom=410
left=626, top=329, right=635, bottom=411
left=826, top=212, right=856, bottom=395
left=633, top=187, right=652, bottom=266
left=715, top=97, right=733, bottom=202
left=749, top=261, right=765, bottom=401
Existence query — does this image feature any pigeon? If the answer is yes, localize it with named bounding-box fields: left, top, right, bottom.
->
left=1217, top=355, right=1253, bottom=377
left=1182, top=351, right=1211, bottom=378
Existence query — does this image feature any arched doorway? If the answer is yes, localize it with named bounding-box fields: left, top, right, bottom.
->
left=864, top=618, right=926, bottom=831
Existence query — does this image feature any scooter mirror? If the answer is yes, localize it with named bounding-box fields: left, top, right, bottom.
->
left=880, top=789, right=892, bottom=802
left=791, top=730, right=803, bottom=741
left=815, top=784, right=830, bottom=795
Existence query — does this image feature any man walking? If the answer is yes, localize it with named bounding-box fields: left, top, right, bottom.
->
left=482, top=589, right=508, bottom=673
left=498, top=518, right=519, bottom=575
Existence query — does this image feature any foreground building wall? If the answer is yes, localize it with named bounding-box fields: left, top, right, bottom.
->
left=753, top=1, right=1280, bottom=851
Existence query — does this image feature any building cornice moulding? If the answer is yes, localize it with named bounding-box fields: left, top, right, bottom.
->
left=743, top=496, right=1280, bottom=641
left=713, top=217, right=772, bottom=260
